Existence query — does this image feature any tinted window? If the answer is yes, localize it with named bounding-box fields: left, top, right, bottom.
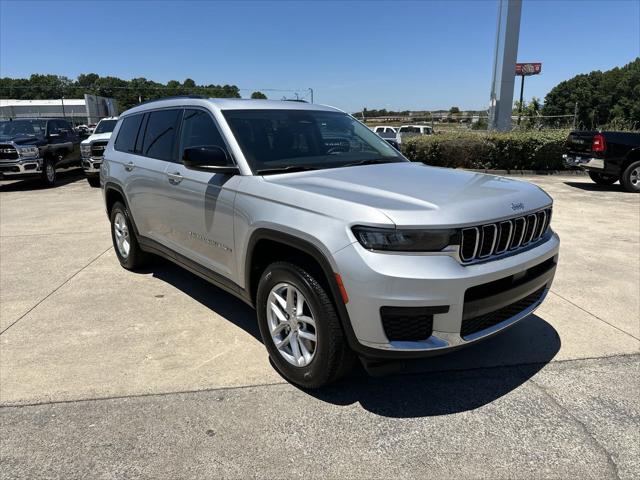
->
left=141, top=109, right=181, bottom=161
left=179, top=109, right=227, bottom=162
left=94, top=119, right=118, bottom=134
left=114, top=114, right=143, bottom=153
left=223, top=109, right=404, bottom=173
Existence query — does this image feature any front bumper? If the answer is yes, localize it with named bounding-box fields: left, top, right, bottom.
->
left=563, top=154, right=604, bottom=170
left=333, top=232, right=560, bottom=357
left=81, top=156, right=103, bottom=174
left=0, top=157, right=43, bottom=178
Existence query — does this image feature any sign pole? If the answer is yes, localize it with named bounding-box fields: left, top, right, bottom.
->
left=517, top=74, right=525, bottom=125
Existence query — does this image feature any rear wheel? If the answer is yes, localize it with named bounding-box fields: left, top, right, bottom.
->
left=256, top=261, right=354, bottom=388
left=110, top=201, right=149, bottom=270
left=588, top=171, right=618, bottom=185
left=620, top=160, right=640, bottom=193
left=41, top=157, right=56, bottom=187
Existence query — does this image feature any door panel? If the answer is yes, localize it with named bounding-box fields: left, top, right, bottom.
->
left=161, top=108, right=238, bottom=278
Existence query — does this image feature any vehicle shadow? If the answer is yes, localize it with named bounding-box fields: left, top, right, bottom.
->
left=564, top=181, right=629, bottom=193
left=0, top=168, right=84, bottom=192
left=149, top=257, right=261, bottom=342
left=146, top=257, right=560, bottom=418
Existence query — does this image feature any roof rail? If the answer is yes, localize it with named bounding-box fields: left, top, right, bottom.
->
left=136, top=95, right=206, bottom=106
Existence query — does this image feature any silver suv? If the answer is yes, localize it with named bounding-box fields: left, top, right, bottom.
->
left=102, top=97, right=559, bottom=388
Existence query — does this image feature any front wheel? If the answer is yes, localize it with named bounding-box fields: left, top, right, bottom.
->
left=256, top=262, right=354, bottom=388
left=620, top=161, right=640, bottom=193
left=41, top=157, right=56, bottom=187
left=588, top=171, right=618, bottom=185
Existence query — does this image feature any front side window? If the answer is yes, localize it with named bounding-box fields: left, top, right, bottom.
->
left=114, top=114, right=143, bottom=153
left=178, top=109, right=228, bottom=162
left=94, top=119, right=118, bottom=134
left=222, top=109, right=405, bottom=174
left=141, top=109, right=181, bottom=161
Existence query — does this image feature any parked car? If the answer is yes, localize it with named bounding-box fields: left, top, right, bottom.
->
left=80, top=117, right=118, bottom=187
left=396, top=125, right=433, bottom=144
left=102, top=97, right=559, bottom=388
left=372, top=125, right=397, bottom=140
left=563, top=131, right=640, bottom=192
left=0, top=118, right=80, bottom=186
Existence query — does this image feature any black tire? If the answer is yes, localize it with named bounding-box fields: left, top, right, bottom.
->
left=41, top=157, right=56, bottom=187
left=620, top=160, right=640, bottom=193
left=109, top=201, right=149, bottom=270
left=86, top=175, right=100, bottom=188
left=588, top=171, right=618, bottom=185
left=256, top=261, right=354, bottom=388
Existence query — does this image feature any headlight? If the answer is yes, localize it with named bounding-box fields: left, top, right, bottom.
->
left=352, top=226, right=456, bottom=252
left=81, top=144, right=91, bottom=155
left=16, top=146, right=39, bottom=158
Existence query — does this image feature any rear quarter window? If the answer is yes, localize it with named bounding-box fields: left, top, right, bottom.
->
left=114, top=114, right=144, bottom=153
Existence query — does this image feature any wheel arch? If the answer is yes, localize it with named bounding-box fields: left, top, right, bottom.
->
left=104, top=182, right=140, bottom=236
left=245, top=228, right=359, bottom=350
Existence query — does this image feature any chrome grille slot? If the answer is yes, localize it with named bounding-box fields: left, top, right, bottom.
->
left=458, top=207, right=552, bottom=264
left=523, top=214, right=537, bottom=244
left=460, top=227, right=479, bottom=262
left=510, top=217, right=526, bottom=249
left=494, top=221, right=512, bottom=254
left=478, top=224, right=497, bottom=258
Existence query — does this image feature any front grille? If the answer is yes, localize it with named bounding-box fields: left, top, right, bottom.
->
left=0, top=145, right=18, bottom=160
left=459, top=207, right=552, bottom=263
left=381, top=306, right=448, bottom=342
left=461, top=286, right=546, bottom=338
left=91, top=141, right=108, bottom=157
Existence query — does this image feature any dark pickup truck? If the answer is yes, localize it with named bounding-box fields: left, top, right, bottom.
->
left=0, top=118, right=81, bottom=187
left=564, top=131, right=640, bottom=192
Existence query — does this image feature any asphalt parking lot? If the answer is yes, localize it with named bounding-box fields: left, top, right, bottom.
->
left=1, top=170, right=639, bottom=479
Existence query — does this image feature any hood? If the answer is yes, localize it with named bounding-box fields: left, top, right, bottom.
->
left=264, top=163, right=552, bottom=228
left=81, top=132, right=112, bottom=145
left=0, top=134, right=44, bottom=145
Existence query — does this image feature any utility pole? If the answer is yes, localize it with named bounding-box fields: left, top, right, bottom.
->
left=573, top=101, right=578, bottom=129
left=488, top=0, right=522, bottom=131
left=308, top=88, right=314, bottom=103
left=61, top=95, right=66, bottom=118
left=516, top=73, right=525, bottom=125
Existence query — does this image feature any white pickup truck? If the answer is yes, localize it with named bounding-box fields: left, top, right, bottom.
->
left=80, top=117, right=118, bottom=187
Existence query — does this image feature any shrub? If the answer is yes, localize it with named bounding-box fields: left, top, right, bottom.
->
left=401, top=130, right=569, bottom=171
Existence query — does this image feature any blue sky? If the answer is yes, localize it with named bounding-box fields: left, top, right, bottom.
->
left=1, top=0, right=638, bottom=112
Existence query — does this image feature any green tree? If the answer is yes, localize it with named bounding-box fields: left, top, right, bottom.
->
left=449, top=106, right=461, bottom=114
left=250, top=91, right=267, bottom=99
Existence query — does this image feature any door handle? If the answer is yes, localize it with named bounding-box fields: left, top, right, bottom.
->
left=167, top=172, right=183, bottom=184
left=124, top=161, right=135, bottom=172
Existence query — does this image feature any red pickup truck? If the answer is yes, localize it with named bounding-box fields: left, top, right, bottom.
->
left=563, top=131, right=640, bottom=192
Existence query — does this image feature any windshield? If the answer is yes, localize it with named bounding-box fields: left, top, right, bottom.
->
left=94, top=119, right=118, bottom=134
left=222, top=109, right=406, bottom=173
left=0, top=119, right=47, bottom=137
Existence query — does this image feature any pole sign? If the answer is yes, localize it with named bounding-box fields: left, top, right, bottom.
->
left=516, top=62, right=542, bottom=76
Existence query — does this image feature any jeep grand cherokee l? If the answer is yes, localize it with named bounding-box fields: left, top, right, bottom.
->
left=102, top=97, right=559, bottom=388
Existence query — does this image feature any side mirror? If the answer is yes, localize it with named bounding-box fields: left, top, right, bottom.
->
left=182, top=146, right=238, bottom=174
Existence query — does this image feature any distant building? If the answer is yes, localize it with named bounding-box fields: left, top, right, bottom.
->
left=0, top=94, right=118, bottom=124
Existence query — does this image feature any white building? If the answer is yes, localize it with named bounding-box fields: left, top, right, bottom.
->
left=0, top=94, right=118, bottom=124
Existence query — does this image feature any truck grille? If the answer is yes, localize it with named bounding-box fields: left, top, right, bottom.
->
left=0, top=145, right=19, bottom=160
left=90, top=141, right=108, bottom=157
left=459, top=208, right=552, bottom=263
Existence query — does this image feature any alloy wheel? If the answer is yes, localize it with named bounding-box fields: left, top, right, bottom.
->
left=113, top=212, right=131, bottom=258
left=266, top=282, right=317, bottom=367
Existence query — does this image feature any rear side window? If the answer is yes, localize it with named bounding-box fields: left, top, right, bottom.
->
left=179, top=109, right=227, bottom=161
left=141, top=109, right=181, bottom=161
left=114, top=114, right=143, bottom=153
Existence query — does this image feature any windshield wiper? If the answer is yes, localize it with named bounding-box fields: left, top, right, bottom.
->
left=255, top=165, right=319, bottom=175
left=341, top=159, right=394, bottom=168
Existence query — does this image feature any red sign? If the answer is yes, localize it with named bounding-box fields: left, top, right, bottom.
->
left=516, top=63, right=542, bottom=76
